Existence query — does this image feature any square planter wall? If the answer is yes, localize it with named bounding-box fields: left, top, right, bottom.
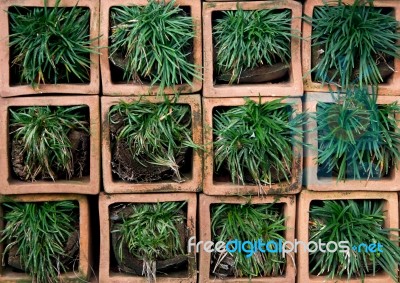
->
left=100, top=0, right=202, bottom=96
left=101, top=94, right=202, bottom=193
left=0, top=0, right=100, bottom=97
left=203, top=97, right=303, bottom=195
left=99, top=192, right=197, bottom=282
left=202, top=1, right=303, bottom=98
left=297, top=190, right=399, bottom=283
left=304, top=92, right=400, bottom=191
left=302, top=0, right=400, bottom=95
left=0, top=96, right=101, bottom=195
left=0, top=194, right=91, bottom=281
left=199, top=194, right=296, bottom=283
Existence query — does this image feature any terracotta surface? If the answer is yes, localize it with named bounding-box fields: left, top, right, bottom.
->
left=0, top=0, right=100, bottom=97
left=202, top=1, right=303, bottom=98
left=304, top=92, right=400, bottom=191
left=202, top=97, right=303, bottom=195
left=98, top=192, right=197, bottom=282
left=0, top=96, right=101, bottom=195
left=303, top=0, right=400, bottom=95
left=199, top=194, right=296, bottom=282
left=101, top=95, right=202, bottom=193
left=297, top=190, right=399, bottom=283
left=0, top=194, right=91, bottom=282
left=100, top=0, right=202, bottom=96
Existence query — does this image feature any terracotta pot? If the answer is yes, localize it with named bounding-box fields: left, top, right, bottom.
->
left=99, top=0, right=202, bottom=96
left=0, top=96, right=101, bottom=195
left=304, top=92, right=400, bottom=191
left=202, top=1, right=303, bottom=98
left=199, top=194, right=296, bottom=282
left=98, top=192, right=197, bottom=282
left=0, top=194, right=91, bottom=282
left=297, top=190, right=399, bottom=283
left=0, top=0, right=100, bottom=97
left=101, top=95, right=202, bottom=193
left=302, top=0, right=400, bottom=95
left=202, top=97, right=303, bottom=195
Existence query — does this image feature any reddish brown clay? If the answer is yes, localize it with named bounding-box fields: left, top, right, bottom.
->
left=202, top=1, right=303, bottom=98
left=0, top=96, right=101, bottom=195
left=100, top=0, right=202, bottom=96
left=202, top=97, right=303, bottom=195
left=304, top=92, right=400, bottom=191
left=199, top=194, right=296, bottom=282
left=303, top=0, right=400, bottom=95
left=297, top=190, right=399, bottom=283
left=98, top=192, right=197, bottom=282
left=0, top=194, right=91, bottom=281
left=0, top=0, right=100, bottom=97
left=101, top=95, right=202, bottom=193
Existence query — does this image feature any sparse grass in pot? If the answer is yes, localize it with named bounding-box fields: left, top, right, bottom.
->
left=315, top=88, right=400, bottom=181
left=309, top=199, right=400, bottom=281
left=213, top=8, right=294, bottom=84
left=213, top=98, right=306, bottom=193
left=9, top=105, right=89, bottom=181
left=211, top=203, right=286, bottom=278
left=307, top=0, right=400, bottom=88
left=8, top=0, right=96, bottom=88
left=1, top=200, right=79, bottom=283
left=108, top=98, right=199, bottom=182
left=111, top=201, right=187, bottom=281
left=109, top=0, right=201, bottom=93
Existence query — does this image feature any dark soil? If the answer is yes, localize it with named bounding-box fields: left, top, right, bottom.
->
left=210, top=251, right=235, bottom=278
left=216, top=62, right=290, bottom=85
left=311, top=44, right=395, bottom=85
left=11, top=129, right=90, bottom=181
left=109, top=113, right=190, bottom=182
left=109, top=205, right=188, bottom=276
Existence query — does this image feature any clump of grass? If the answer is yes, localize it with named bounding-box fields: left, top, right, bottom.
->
left=8, top=0, right=96, bottom=88
left=1, top=200, right=78, bottom=283
left=213, top=98, right=306, bottom=192
left=211, top=203, right=286, bottom=278
left=315, top=88, right=400, bottom=181
left=308, top=0, right=400, bottom=88
left=9, top=105, right=89, bottom=181
left=310, top=199, right=400, bottom=281
left=109, top=0, right=200, bottom=92
left=213, top=8, right=293, bottom=84
left=112, top=201, right=186, bottom=282
left=108, top=99, right=199, bottom=182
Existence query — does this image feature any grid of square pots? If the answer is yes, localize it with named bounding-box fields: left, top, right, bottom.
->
left=297, top=190, right=399, bottom=283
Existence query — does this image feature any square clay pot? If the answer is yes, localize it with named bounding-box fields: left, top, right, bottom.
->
left=199, top=194, right=296, bottom=282
left=304, top=92, right=400, bottom=191
left=0, top=194, right=91, bottom=281
left=100, top=0, right=202, bottom=96
left=0, top=0, right=100, bottom=97
left=303, top=0, right=400, bottom=95
left=203, top=97, right=303, bottom=195
left=202, top=1, right=303, bottom=98
left=99, top=192, right=197, bottom=282
left=0, top=96, right=101, bottom=195
left=101, top=94, right=202, bottom=193
left=297, top=190, right=399, bottom=283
